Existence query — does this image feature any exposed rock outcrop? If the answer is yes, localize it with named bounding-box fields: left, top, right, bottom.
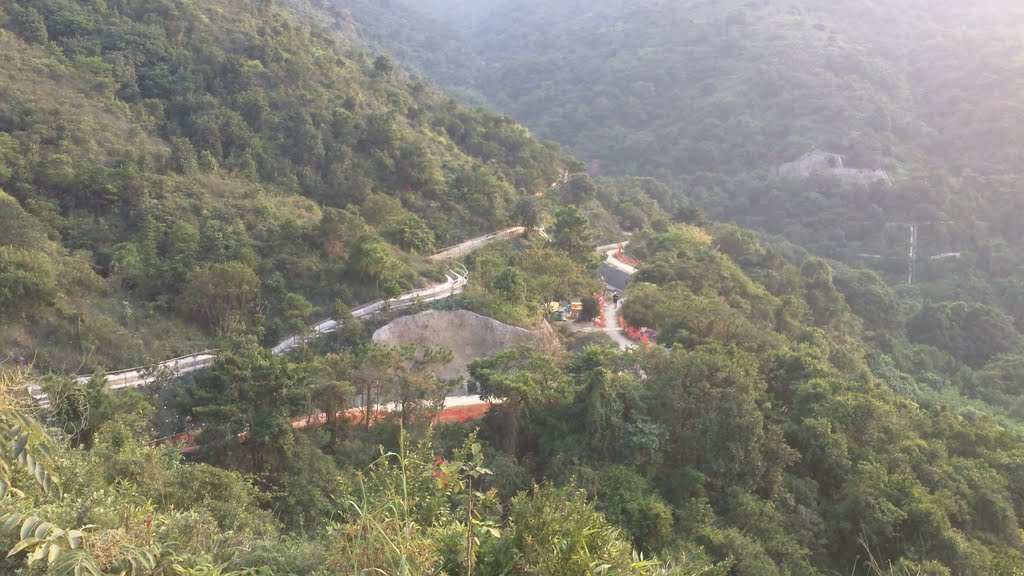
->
left=372, top=310, right=560, bottom=387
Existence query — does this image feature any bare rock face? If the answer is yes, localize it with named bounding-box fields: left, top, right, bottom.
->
left=372, top=310, right=560, bottom=385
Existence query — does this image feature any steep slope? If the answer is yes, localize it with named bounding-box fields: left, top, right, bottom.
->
left=0, top=0, right=568, bottom=371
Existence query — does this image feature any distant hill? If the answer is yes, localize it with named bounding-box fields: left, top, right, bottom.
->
left=308, top=0, right=488, bottom=103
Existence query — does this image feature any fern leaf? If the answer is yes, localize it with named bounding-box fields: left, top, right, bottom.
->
left=0, top=512, right=22, bottom=533
left=49, top=549, right=104, bottom=576
left=34, top=521, right=53, bottom=539
left=8, top=536, right=44, bottom=558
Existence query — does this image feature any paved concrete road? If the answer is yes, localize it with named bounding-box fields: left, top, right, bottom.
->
left=602, top=296, right=636, bottom=350
left=428, top=227, right=525, bottom=261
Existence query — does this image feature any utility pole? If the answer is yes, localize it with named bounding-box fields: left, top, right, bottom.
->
left=908, top=223, right=917, bottom=285
left=886, top=221, right=953, bottom=285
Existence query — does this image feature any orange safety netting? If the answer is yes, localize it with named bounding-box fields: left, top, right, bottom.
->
left=615, top=247, right=642, bottom=268
left=168, top=401, right=497, bottom=454
left=621, top=316, right=652, bottom=345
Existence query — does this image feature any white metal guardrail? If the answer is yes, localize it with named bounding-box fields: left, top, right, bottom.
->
left=29, top=227, right=514, bottom=402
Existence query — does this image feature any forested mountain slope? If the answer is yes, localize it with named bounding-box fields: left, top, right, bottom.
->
left=0, top=0, right=566, bottom=371
left=6, top=0, right=1024, bottom=574
left=11, top=206, right=1024, bottom=574
left=408, top=0, right=1024, bottom=179
left=301, top=0, right=487, bottom=102
left=367, top=0, right=1024, bottom=301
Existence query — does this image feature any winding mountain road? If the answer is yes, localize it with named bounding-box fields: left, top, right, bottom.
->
left=29, top=229, right=519, bottom=405
left=30, top=228, right=641, bottom=411
left=602, top=298, right=636, bottom=350
left=428, top=227, right=526, bottom=262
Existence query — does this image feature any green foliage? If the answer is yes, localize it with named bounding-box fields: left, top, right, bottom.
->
left=492, top=266, right=527, bottom=304
left=468, top=345, right=572, bottom=452
left=622, top=224, right=782, bottom=349
left=6, top=0, right=1024, bottom=574
left=480, top=483, right=657, bottom=575
left=183, top=262, right=260, bottom=332
left=11, top=5, right=48, bottom=44
left=0, top=0, right=569, bottom=366
left=0, top=513, right=97, bottom=575
left=42, top=373, right=110, bottom=448
left=511, top=195, right=545, bottom=232
left=834, top=267, right=901, bottom=333
left=349, top=342, right=453, bottom=432
left=973, top=353, right=1024, bottom=407
left=0, top=245, right=57, bottom=321
left=800, top=257, right=853, bottom=330
left=563, top=173, right=598, bottom=205
left=188, top=344, right=312, bottom=471
left=590, top=466, right=675, bottom=554
left=327, top=430, right=667, bottom=575
left=349, top=236, right=404, bottom=296
left=552, top=205, right=595, bottom=262
left=580, top=295, right=601, bottom=321
left=388, top=214, right=436, bottom=254
left=0, top=409, right=58, bottom=498
left=908, top=301, right=1020, bottom=367
left=462, top=239, right=603, bottom=326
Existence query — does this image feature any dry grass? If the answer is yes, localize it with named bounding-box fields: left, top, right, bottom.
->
left=0, top=362, right=33, bottom=413
left=0, top=30, right=166, bottom=159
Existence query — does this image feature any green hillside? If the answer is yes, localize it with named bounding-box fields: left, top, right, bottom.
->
left=0, top=0, right=566, bottom=371
left=306, top=0, right=487, bottom=103
left=408, top=0, right=1024, bottom=179
left=10, top=206, right=1024, bottom=574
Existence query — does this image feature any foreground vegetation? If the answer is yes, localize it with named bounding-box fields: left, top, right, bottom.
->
left=11, top=206, right=1024, bottom=574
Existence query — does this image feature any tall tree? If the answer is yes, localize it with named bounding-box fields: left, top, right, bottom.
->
left=468, top=346, right=572, bottom=453
left=512, top=196, right=545, bottom=233
left=189, top=343, right=310, bottom=471
left=387, top=344, right=454, bottom=429
left=183, top=261, right=260, bottom=331
left=551, top=206, right=594, bottom=263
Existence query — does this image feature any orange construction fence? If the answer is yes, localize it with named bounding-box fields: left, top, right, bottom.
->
left=164, top=400, right=497, bottom=454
